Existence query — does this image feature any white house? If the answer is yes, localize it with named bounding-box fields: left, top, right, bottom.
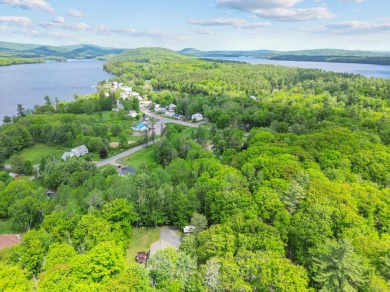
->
left=156, top=107, right=167, bottom=114
left=173, top=113, right=183, bottom=120
left=61, top=151, right=74, bottom=161
left=191, top=113, right=203, bottom=121
left=165, top=111, right=175, bottom=118
left=168, top=103, right=176, bottom=111
left=62, top=145, right=89, bottom=161
left=121, top=86, right=132, bottom=94
left=139, top=101, right=152, bottom=107
left=129, top=110, right=138, bottom=118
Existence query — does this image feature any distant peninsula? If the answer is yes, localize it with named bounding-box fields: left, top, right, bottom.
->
left=179, top=48, right=390, bottom=66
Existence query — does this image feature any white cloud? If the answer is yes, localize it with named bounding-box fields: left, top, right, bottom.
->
left=189, top=18, right=246, bottom=26
left=254, top=7, right=335, bottom=21
left=39, top=19, right=90, bottom=31
left=0, top=0, right=55, bottom=13
left=215, top=0, right=335, bottom=22
left=96, top=25, right=111, bottom=35
left=67, top=22, right=90, bottom=30
left=338, top=0, right=363, bottom=3
left=237, top=22, right=271, bottom=29
left=67, top=9, right=84, bottom=17
left=189, top=17, right=271, bottom=29
left=216, top=0, right=302, bottom=10
left=306, top=19, right=390, bottom=34
left=195, top=28, right=214, bottom=34
left=0, top=26, right=10, bottom=33
left=52, top=16, right=65, bottom=24
left=0, top=16, right=32, bottom=26
left=110, top=28, right=187, bottom=42
left=327, top=20, right=390, bottom=32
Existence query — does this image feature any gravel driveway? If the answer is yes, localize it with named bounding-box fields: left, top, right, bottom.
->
left=160, top=226, right=181, bottom=249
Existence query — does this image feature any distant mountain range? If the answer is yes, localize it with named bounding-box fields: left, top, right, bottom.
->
left=179, top=48, right=390, bottom=65
left=2, top=41, right=390, bottom=66
left=0, top=41, right=124, bottom=60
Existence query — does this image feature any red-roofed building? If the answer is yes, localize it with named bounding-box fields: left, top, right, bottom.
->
left=0, top=234, right=21, bottom=250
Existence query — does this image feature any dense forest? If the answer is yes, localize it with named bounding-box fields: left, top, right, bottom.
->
left=0, top=57, right=45, bottom=66
left=0, top=48, right=389, bottom=291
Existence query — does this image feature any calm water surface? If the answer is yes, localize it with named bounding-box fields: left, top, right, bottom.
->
left=215, top=57, right=390, bottom=79
left=0, top=59, right=112, bottom=122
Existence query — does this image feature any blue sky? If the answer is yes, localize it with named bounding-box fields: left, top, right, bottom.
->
left=0, top=0, right=389, bottom=51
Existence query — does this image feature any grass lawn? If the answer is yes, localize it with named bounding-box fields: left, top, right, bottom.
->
left=183, top=127, right=197, bottom=136
left=116, top=144, right=157, bottom=169
left=126, top=227, right=160, bottom=265
left=4, top=143, right=67, bottom=165
left=0, top=219, right=14, bottom=234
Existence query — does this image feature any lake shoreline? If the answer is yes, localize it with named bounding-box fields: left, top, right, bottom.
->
left=211, top=57, right=390, bottom=79
left=0, top=59, right=112, bottom=123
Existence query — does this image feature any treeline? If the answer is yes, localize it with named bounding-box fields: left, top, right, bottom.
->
left=266, top=54, right=390, bottom=65
left=0, top=48, right=389, bottom=291
left=0, top=57, right=44, bottom=67
left=1, top=122, right=389, bottom=290
left=0, top=94, right=116, bottom=165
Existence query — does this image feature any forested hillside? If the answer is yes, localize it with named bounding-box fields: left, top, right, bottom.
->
left=0, top=41, right=124, bottom=66
left=0, top=48, right=389, bottom=291
left=179, top=47, right=390, bottom=65
left=261, top=49, right=390, bottom=65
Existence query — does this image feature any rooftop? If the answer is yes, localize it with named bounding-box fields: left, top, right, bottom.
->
left=0, top=234, right=21, bottom=250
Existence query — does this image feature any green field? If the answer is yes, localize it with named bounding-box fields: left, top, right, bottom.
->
left=126, top=227, right=160, bottom=265
left=0, top=219, right=13, bottom=234
left=5, top=143, right=67, bottom=165
left=116, top=144, right=157, bottom=169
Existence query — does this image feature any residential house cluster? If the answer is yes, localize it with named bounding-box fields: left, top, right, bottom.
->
left=105, top=82, right=144, bottom=112
left=153, top=103, right=204, bottom=122
left=132, top=116, right=152, bottom=132
left=104, top=82, right=143, bottom=101
left=154, top=103, right=184, bottom=120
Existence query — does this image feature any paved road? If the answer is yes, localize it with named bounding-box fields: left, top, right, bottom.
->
left=94, top=142, right=157, bottom=168
left=141, top=106, right=204, bottom=135
left=94, top=107, right=204, bottom=167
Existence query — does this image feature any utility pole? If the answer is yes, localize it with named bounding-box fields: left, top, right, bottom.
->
left=160, top=123, right=164, bottom=136
left=144, top=129, right=149, bottom=147
left=151, top=120, right=156, bottom=144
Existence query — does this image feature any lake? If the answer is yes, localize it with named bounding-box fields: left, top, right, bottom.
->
left=214, top=57, right=390, bottom=79
left=1, top=57, right=389, bottom=123
left=0, top=59, right=112, bottom=123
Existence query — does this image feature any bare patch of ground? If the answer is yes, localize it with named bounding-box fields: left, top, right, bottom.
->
left=109, top=141, right=136, bottom=148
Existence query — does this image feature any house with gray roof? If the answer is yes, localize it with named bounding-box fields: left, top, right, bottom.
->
left=61, top=145, right=89, bottom=160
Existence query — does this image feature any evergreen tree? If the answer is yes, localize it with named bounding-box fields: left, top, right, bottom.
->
left=310, top=239, right=369, bottom=291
